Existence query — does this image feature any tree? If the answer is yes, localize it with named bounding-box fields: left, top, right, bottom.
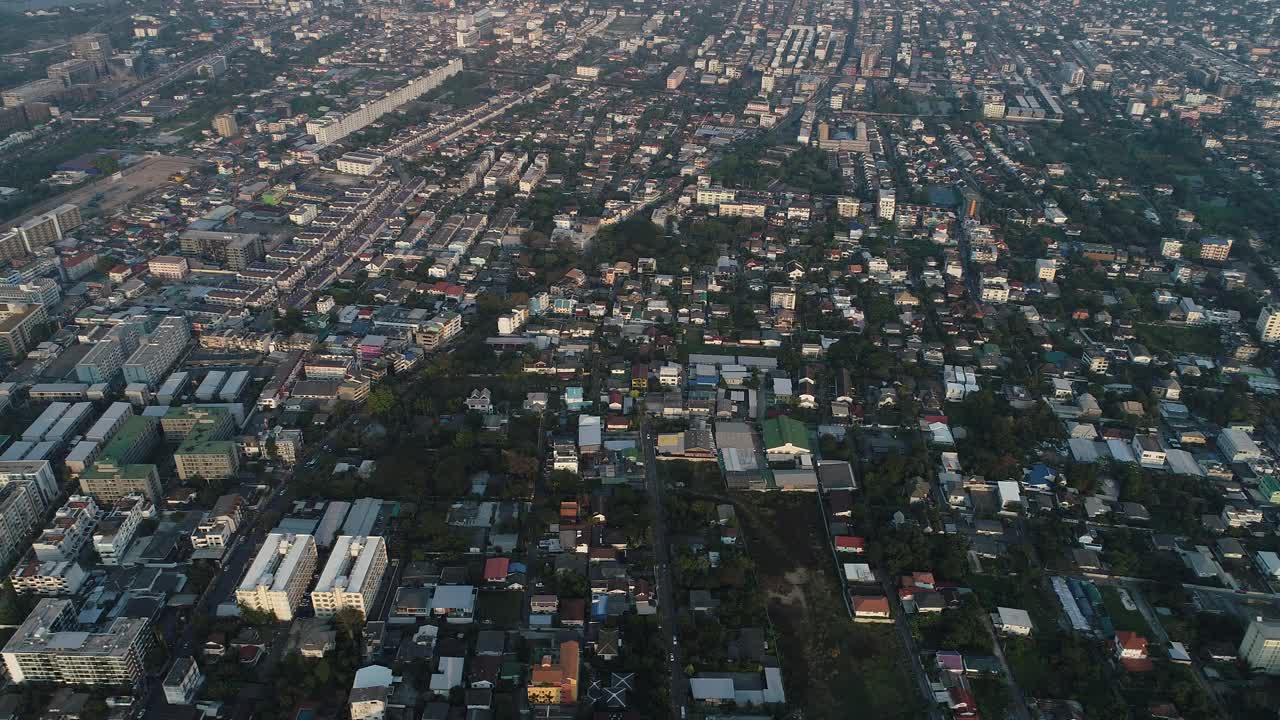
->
left=91, top=155, right=120, bottom=176
left=366, top=387, right=397, bottom=416
left=334, top=608, right=363, bottom=644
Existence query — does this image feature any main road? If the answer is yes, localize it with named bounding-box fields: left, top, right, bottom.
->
left=640, top=415, right=686, bottom=717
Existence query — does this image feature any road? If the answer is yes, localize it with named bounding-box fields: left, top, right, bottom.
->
left=640, top=415, right=686, bottom=716
left=878, top=572, right=945, bottom=720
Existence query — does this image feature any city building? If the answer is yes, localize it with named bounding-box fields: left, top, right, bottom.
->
left=122, top=316, right=191, bottom=387
left=212, top=113, right=238, bottom=138
left=9, top=559, right=88, bottom=596
left=1240, top=619, right=1280, bottom=675
left=70, top=33, right=112, bottom=74
left=527, top=640, right=580, bottom=705
left=0, top=482, right=43, bottom=568
left=32, top=495, right=98, bottom=562
left=163, top=657, right=204, bottom=705
left=148, top=255, right=190, bottom=280
left=311, top=535, right=388, bottom=619
left=0, top=302, right=49, bottom=360
left=236, top=533, right=318, bottom=621
left=3, top=599, right=150, bottom=686
left=93, top=494, right=150, bottom=566
left=79, top=461, right=161, bottom=505
left=1259, top=305, right=1280, bottom=344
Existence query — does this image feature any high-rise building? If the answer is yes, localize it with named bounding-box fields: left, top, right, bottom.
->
left=0, top=482, right=42, bottom=568
left=236, top=533, right=318, bottom=621
left=75, top=323, right=144, bottom=384
left=0, top=302, right=48, bottom=360
left=178, top=231, right=263, bottom=270
left=212, top=113, right=238, bottom=138
left=311, top=535, right=388, bottom=619
left=1240, top=619, right=1280, bottom=675
left=2, top=599, right=150, bottom=686
left=122, top=316, right=191, bottom=387
left=47, top=59, right=98, bottom=86
left=70, top=33, right=112, bottom=75
left=877, top=187, right=896, bottom=221
left=1258, top=305, right=1280, bottom=344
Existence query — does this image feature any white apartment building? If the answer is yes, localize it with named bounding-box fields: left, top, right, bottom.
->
left=236, top=533, right=318, bottom=621
left=311, top=535, right=388, bottom=619
left=2, top=599, right=150, bottom=686
left=191, top=494, right=244, bottom=550
left=877, top=187, right=896, bottom=221
left=0, top=459, right=60, bottom=507
left=93, top=494, right=150, bottom=566
left=306, top=60, right=462, bottom=146
left=0, top=482, right=42, bottom=568
left=1240, top=619, right=1280, bottom=675
left=122, top=316, right=191, bottom=387
left=695, top=186, right=737, bottom=206
left=498, top=306, right=529, bottom=336
left=337, top=152, right=385, bottom=176
left=1259, top=305, right=1280, bottom=344
left=163, top=657, right=204, bottom=705
left=148, top=255, right=189, bottom=280
left=10, top=559, right=88, bottom=595
left=32, top=495, right=98, bottom=561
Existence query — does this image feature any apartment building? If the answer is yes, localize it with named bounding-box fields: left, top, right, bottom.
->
left=0, top=459, right=59, bottom=507
left=75, top=323, right=144, bottom=384
left=96, top=415, right=160, bottom=466
left=0, top=482, right=43, bottom=568
left=160, top=405, right=234, bottom=442
left=174, top=423, right=240, bottom=481
left=79, top=461, right=161, bottom=505
left=0, top=278, right=60, bottom=306
left=311, top=535, right=388, bottom=620
left=274, top=429, right=303, bottom=465
left=212, top=113, right=238, bottom=138
left=178, top=231, right=263, bottom=271
left=337, top=152, right=384, bottom=176
left=32, top=495, right=98, bottom=561
left=3, top=599, right=151, bottom=686
left=236, top=533, right=318, bottom=621
left=122, top=316, right=191, bottom=387
left=70, top=33, right=111, bottom=73
left=191, top=494, right=243, bottom=550
left=1259, top=305, right=1280, bottom=344
left=305, top=59, right=461, bottom=146
left=93, top=494, right=150, bottom=566
left=148, top=255, right=190, bottom=280
left=10, top=559, right=88, bottom=596
left=1241, top=619, right=1280, bottom=675
left=163, top=657, right=204, bottom=705
left=0, top=302, right=48, bottom=360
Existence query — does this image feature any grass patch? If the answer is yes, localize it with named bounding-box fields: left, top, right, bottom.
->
left=1100, top=586, right=1152, bottom=635
left=476, top=590, right=523, bottom=628
left=1134, top=324, right=1221, bottom=356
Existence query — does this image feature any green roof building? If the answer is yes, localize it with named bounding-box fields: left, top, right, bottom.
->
left=762, top=415, right=810, bottom=455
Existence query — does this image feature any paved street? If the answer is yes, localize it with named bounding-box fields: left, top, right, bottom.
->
left=640, top=415, right=686, bottom=717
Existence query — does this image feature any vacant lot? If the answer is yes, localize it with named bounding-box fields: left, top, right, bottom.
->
left=734, top=493, right=920, bottom=720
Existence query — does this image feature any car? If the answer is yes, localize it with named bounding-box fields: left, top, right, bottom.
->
left=669, top=652, right=675, bottom=662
